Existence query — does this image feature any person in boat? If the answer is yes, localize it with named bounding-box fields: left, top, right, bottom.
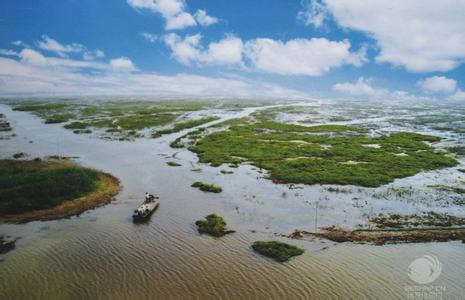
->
left=145, top=192, right=155, bottom=203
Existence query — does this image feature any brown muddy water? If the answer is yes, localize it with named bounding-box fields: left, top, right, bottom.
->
left=0, top=103, right=464, bottom=299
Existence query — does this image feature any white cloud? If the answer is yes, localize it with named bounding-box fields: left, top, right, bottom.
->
left=109, top=57, right=137, bottom=72
left=140, top=32, right=158, bottom=43
left=127, top=0, right=211, bottom=30
left=0, top=56, right=305, bottom=99
left=244, top=38, right=366, bottom=76
left=0, top=49, right=19, bottom=56
left=332, top=77, right=387, bottom=97
left=297, top=0, right=328, bottom=28
left=83, top=49, right=105, bottom=61
left=19, top=48, right=107, bottom=70
left=163, top=34, right=366, bottom=75
left=37, top=35, right=84, bottom=57
left=417, top=76, right=457, bottom=94
left=194, top=9, right=218, bottom=26
left=165, top=11, right=196, bottom=30
left=163, top=33, right=243, bottom=66
left=323, top=0, right=465, bottom=72
left=449, top=89, right=465, bottom=101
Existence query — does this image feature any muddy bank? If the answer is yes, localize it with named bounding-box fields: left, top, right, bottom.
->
left=290, top=227, right=465, bottom=245
left=1, top=172, right=121, bottom=223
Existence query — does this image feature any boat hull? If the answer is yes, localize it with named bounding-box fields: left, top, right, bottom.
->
left=132, top=201, right=159, bottom=222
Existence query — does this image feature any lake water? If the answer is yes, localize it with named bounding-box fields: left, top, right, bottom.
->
left=0, top=101, right=464, bottom=299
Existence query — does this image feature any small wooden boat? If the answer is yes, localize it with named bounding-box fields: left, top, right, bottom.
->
left=132, top=195, right=159, bottom=221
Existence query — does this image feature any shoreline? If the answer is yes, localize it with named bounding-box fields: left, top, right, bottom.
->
left=1, top=172, right=121, bottom=223
left=290, top=227, right=465, bottom=245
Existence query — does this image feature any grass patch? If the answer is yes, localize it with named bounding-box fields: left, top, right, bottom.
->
left=0, top=160, right=100, bottom=214
left=191, top=181, right=222, bottom=193
left=0, top=160, right=121, bottom=222
left=195, top=214, right=235, bottom=237
left=252, top=241, right=304, bottom=262
left=152, top=116, right=220, bottom=138
left=45, top=114, right=74, bottom=124
left=166, top=161, right=182, bottom=167
left=12, top=152, right=26, bottom=159
left=190, top=119, right=457, bottom=187
left=64, top=121, right=89, bottom=129
left=221, top=170, right=234, bottom=174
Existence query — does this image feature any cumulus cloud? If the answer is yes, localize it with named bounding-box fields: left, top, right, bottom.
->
left=163, top=33, right=243, bottom=66
left=417, top=76, right=457, bottom=94
left=194, top=9, right=218, bottom=26
left=140, top=32, right=158, bottom=43
left=332, top=77, right=387, bottom=97
left=297, top=0, right=328, bottom=28
left=109, top=57, right=137, bottom=72
left=322, top=0, right=465, bottom=72
left=127, top=0, right=217, bottom=30
left=163, top=34, right=366, bottom=75
left=245, top=38, right=366, bottom=76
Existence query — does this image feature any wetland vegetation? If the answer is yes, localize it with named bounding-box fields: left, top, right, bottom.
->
left=0, top=159, right=121, bottom=223
left=195, top=214, right=235, bottom=237
left=191, top=181, right=223, bottom=193
left=252, top=241, right=304, bottom=262
left=190, top=117, right=458, bottom=187
left=11, top=100, right=217, bottom=140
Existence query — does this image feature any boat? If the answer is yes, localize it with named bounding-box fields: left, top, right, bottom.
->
left=132, top=195, right=159, bottom=221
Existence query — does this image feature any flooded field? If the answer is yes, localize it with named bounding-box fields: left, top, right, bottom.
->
left=0, top=99, right=464, bottom=299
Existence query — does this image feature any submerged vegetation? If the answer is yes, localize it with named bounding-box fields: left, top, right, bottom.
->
left=11, top=100, right=215, bottom=140
left=369, top=212, right=465, bottom=228
left=0, top=159, right=120, bottom=222
left=190, top=118, right=458, bottom=187
left=191, top=181, right=222, bottom=193
left=252, top=241, right=304, bottom=262
left=195, top=214, right=235, bottom=237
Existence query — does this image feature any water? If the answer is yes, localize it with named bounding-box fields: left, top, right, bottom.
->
left=0, top=102, right=464, bottom=299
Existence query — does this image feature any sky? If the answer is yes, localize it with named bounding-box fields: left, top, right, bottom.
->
left=1, top=0, right=465, bottom=101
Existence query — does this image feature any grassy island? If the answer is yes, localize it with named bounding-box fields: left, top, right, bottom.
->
left=190, top=118, right=458, bottom=187
left=191, top=181, right=222, bottom=193
left=195, top=214, right=235, bottom=237
left=0, top=159, right=121, bottom=223
left=252, top=241, right=304, bottom=262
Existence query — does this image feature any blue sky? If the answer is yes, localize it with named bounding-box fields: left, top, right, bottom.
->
left=1, top=0, right=465, bottom=101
